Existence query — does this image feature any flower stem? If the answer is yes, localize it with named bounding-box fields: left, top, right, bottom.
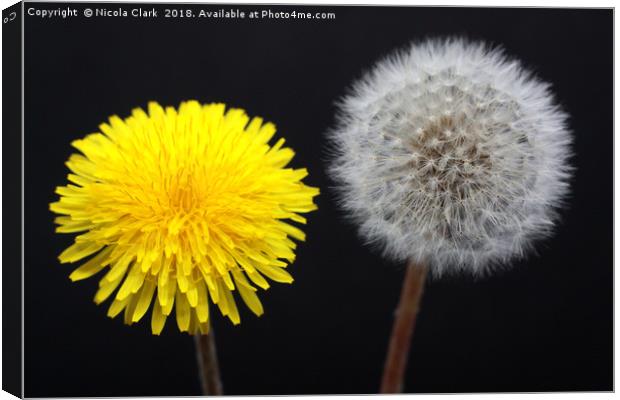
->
left=194, top=324, right=223, bottom=396
left=380, top=260, right=428, bottom=393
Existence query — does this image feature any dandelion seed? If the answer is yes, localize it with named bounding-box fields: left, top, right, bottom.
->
left=327, top=37, right=572, bottom=393
left=329, top=38, right=572, bottom=276
left=51, top=100, right=319, bottom=335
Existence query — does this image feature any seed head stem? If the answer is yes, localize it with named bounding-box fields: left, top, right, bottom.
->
left=380, top=261, right=428, bottom=393
left=194, top=325, right=223, bottom=396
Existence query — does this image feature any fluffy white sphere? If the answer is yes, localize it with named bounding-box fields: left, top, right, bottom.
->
left=329, top=38, right=572, bottom=276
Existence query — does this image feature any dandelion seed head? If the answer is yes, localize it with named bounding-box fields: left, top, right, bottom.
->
left=50, top=101, right=319, bottom=334
left=329, top=38, right=572, bottom=276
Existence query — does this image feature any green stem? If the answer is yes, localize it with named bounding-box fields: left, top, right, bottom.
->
left=194, top=324, right=223, bottom=396
left=380, top=260, right=428, bottom=393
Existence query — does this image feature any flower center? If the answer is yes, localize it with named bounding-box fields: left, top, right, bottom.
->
left=406, top=113, right=493, bottom=200
left=365, top=74, right=538, bottom=247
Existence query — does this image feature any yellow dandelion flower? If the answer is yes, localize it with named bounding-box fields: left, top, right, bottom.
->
left=50, top=100, right=319, bottom=335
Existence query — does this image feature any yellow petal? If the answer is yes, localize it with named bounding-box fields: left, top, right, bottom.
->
left=69, top=247, right=112, bottom=281
left=186, top=278, right=198, bottom=308
left=59, top=241, right=104, bottom=263
left=105, top=253, right=133, bottom=283
left=204, top=274, right=220, bottom=304
left=254, top=263, right=294, bottom=284
left=55, top=219, right=95, bottom=234
left=123, top=293, right=140, bottom=325
left=277, top=221, right=306, bottom=241
left=132, top=279, right=156, bottom=322
left=233, top=271, right=263, bottom=316
left=195, top=279, right=210, bottom=323
left=215, top=279, right=229, bottom=316
left=246, top=270, right=270, bottom=290
left=161, top=282, right=176, bottom=316
left=177, top=272, right=189, bottom=293
left=151, top=300, right=167, bottom=335
left=175, top=290, right=190, bottom=332
left=221, top=283, right=240, bottom=325
left=107, top=296, right=131, bottom=318
left=116, top=264, right=142, bottom=301
left=94, top=274, right=124, bottom=304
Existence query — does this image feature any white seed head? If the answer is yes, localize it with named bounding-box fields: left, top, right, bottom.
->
left=328, top=38, right=572, bottom=276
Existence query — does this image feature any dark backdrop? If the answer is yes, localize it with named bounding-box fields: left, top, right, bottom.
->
left=23, top=4, right=613, bottom=396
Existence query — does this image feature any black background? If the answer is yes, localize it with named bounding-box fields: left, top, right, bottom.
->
left=23, top=3, right=612, bottom=397
left=3, top=2, right=22, bottom=398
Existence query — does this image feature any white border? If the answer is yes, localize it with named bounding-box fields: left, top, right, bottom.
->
left=0, top=1, right=615, bottom=400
